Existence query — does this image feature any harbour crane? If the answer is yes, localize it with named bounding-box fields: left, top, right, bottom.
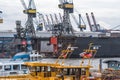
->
left=16, top=0, right=37, bottom=52
left=91, top=12, right=100, bottom=31
left=49, top=14, right=62, bottom=35
left=86, top=13, right=92, bottom=31
left=36, top=12, right=50, bottom=31
left=49, top=0, right=76, bottom=57
left=86, top=12, right=101, bottom=32
left=45, top=14, right=53, bottom=31
left=20, top=0, right=36, bottom=37
left=71, top=14, right=86, bottom=31
left=34, top=12, right=43, bottom=31
left=36, top=12, right=53, bottom=31
left=58, top=0, right=74, bottom=35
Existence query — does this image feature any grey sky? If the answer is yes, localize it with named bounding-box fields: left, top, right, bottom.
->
left=0, top=0, right=120, bottom=31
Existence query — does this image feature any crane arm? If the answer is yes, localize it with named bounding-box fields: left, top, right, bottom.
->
left=59, top=13, right=63, bottom=23
left=32, top=0, right=36, bottom=9
left=86, top=13, right=92, bottom=31
left=59, top=0, right=63, bottom=4
left=34, top=12, right=42, bottom=25
left=28, top=0, right=36, bottom=9
left=80, top=14, right=86, bottom=26
left=49, top=14, right=55, bottom=25
left=20, top=0, right=27, bottom=10
left=54, top=14, right=59, bottom=24
left=71, top=14, right=79, bottom=25
left=41, top=14, right=47, bottom=26
left=91, top=12, right=98, bottom=31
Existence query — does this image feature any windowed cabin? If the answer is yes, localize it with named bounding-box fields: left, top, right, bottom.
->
left=24, top=62, right=60, bottom=79
left=0, top=61, right=28, bottom=76
left=104, top=60, right=120, bottom=70
left=24, top=62, right=92, bottom=80
left=52, top=65, right=92, bottom=80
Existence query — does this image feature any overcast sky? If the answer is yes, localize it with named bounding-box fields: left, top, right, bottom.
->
left=0, top=0, right=120, bottom=31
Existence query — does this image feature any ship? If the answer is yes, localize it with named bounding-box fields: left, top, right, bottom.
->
left=0, top=30, right=120, bottom=58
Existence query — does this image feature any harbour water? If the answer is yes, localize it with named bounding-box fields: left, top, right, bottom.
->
left=41, top=58, right=108, bottom=70
left=1, top=58, right=120, bottom=70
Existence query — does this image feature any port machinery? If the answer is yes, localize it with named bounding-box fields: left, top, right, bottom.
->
left=15, top=0, right=82, bottom=58
left=16, top=0, right=37, bottom=53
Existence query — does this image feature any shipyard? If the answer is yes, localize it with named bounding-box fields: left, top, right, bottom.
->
left=0, top=0, right=120, bottom=80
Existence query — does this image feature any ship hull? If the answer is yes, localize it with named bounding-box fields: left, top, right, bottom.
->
left=33, top=37, right=120, bottom=58
left=1, top=31, right=120, bottom=58
left=71, top=37, right=120, bottom=58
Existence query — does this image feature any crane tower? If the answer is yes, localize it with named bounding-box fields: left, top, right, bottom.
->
left=20, top=0, right=36, bottom=37
left=58, top=0, right=74, bottom=35
left=17, top=0, right=37, bottom=52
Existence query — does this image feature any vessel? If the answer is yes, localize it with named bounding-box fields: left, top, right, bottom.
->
left=0, top=61, right=28, bottom=76
left=0, top=50, right=43, bottom=76
left=1, top=31, right=120, bottom=58
left=0, top=43, right=102, bottom=80
left=12, top=50, right=43, bottom=61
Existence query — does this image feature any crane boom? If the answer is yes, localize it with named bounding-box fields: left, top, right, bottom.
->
left=59, top=13, right=63, bottom=23
left=54, top=14, right=59, bottom=24
left=91, top=12, right=98, bottom=31
left=20, top=0, right=27, bottom=10
left=46, top=14, right=52, bottom=31
left=71, top=14, right=79, bottom=25
left=59, top=0, right=62, bottom=4
left=49, top=14, right=55, bottom=25
left=86, top=13, right=92, bottom=31
left=28, top=0, right=36, bottom=9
